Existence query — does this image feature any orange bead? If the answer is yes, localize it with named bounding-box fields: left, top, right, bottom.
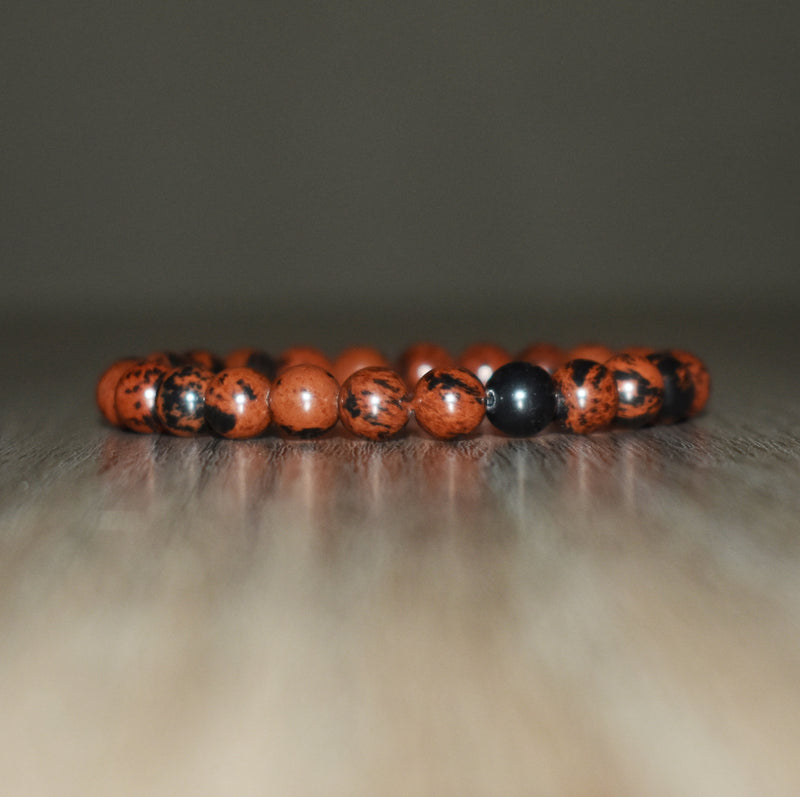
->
left=552, top=360, right=618, bottom=434
left=205, top=368, right=272, bottom=439
left=155, top=366, right=213, bottom=437
left=96, top=358, right=140, bottom=426
left=605, top=353, right=664, bottom=427
left=413, top=368, right=486, bottom=440
left=332, top=346, right=390, bottom=384
left=339, top=367, right=409, bottom=440
left=115, top=363, right=168, bottom=433
left=669, top=349, right=711, bottom=417
left=276, top=346, right=333, bottom=375
left=458, top=343, right=510, bottom=384
left=397, top=343, right=455, bottom=388
left=269, top=365, right=339, bottom=438
left=516, top=343, right=567, bottom=374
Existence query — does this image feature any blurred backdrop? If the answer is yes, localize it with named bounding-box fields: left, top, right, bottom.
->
left=2, top=1, right=798, bottom=347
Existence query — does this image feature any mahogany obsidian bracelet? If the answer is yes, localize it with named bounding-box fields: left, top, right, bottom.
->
left=96, top=343, right=710, bottom=441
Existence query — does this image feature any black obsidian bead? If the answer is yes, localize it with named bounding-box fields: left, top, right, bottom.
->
left=485, top=361, right=555, bottom=436
left=647, top=352, right=695, bottom=423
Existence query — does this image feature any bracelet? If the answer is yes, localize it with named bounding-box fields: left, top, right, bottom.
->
left=96, top=343, right=710, bottom=441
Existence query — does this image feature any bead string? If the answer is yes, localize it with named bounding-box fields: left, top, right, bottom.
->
left=96, top=343, right=710, bottom=441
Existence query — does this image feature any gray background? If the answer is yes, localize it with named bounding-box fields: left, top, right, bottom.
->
left=2, top=1, right=798, bottom=334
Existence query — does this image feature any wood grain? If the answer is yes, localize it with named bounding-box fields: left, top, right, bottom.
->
left=1, top=308, right=799, bottom=796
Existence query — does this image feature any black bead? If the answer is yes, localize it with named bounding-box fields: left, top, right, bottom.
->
left=647, top=352, right=694, bottom=423
left=485, top=362, right=555, bottom=436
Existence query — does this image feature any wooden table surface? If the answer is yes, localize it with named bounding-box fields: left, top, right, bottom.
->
left=1, top=305, right=798, bottom=796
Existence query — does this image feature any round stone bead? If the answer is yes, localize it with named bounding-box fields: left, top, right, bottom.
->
left=605, top=353, right=665, bottom=427
left=269, top=364, right=340, bottom=438
left=155, top=365, right=213, bottom=436
left=333, top=346, right=391, bottom=384
left=96, top=358, right=140, bottom=426
left=516, top=342, right=567, bottom=374
left=339, top=367, right=410, bottom=440
left=114, top=362, right=168, bottom=433
left=205, top=368, right=272, bottom=439
left=277, top=346, right=333, bottom=376
left=413, top=368, right=486, bottom=440
left=647, top=352, right=695, bottom=423
left=458, top=343, right=511, bottom=384
left=669, top=349, right=710, bottom=417
left=397, top=343, right=455, bottom=388
left=566, top=343, right=615, bottom=364
left=484, top=362, right=555, bottom=437
left=552, top=359, right=619, bottom=434
left=224, top=347, right=276, bottom=379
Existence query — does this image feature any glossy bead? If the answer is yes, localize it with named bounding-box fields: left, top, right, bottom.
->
left=114, top=363, right=168, bottom=433
left=333, top=346, right=390, bottom=384
left=224, top=347, right=276, bottom=379
left=205, top=368, right=272, bottom=439
left=96, top=358, right=140, bottom=426
left=552, top=359, right=619, bottom=434
left=458, top=343, right=511, bottom=384
left=413, top=368, right=485, bottom=440
left=516, top=342, right=567, bottom=374
left=566, top=343, right=615, bottom=364
left=155, top=366, right=213, bottom=436
left=669, top=349, right=710, bottom=417
left=605, top=353, right=664, bottom=427
left=184, top=349, right=223, bottom=372
left=484, top=362, right=555, bottom=437
left=277, top=346, right=333, bottom=375
left=269, top=364, right=339, bottom=438
left=397, top=343, right=455, bottom=388
left=647, top=353, right=695, bottom=423
left=338, top=367, right=410, bottom=440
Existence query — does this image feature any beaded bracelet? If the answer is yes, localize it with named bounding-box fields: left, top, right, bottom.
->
left=96, top=343, right=710, bottom=441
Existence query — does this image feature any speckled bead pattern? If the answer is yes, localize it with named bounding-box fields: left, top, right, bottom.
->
left=96, top=358, right=140, bottom=426
left=333, top=347, right=391, bottom=384
left=338, top=367, right=410, bottom=440
left=397, top=343, right=455, bottom=388
left=269, top=364, right=340, bottom=438
left=670, top=350, right=710, bottom=417
left=552, top=359, right=619, bottom=434
left=605, top=353, right=664, bottom=428
left=458, top=343, right=511, bottom=385
left=96, top=342, right=711, bottom=439
left=413, top=368, right=486, bottom=440
left=485, top=362, right=555, bottom=437
left=647, top=352, right=695, bottom=423
left=114, top=363, right=168, bottom=433
left=205, top=368, right=272, bottom=439
left=155, top=366, right=213, bottom=437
